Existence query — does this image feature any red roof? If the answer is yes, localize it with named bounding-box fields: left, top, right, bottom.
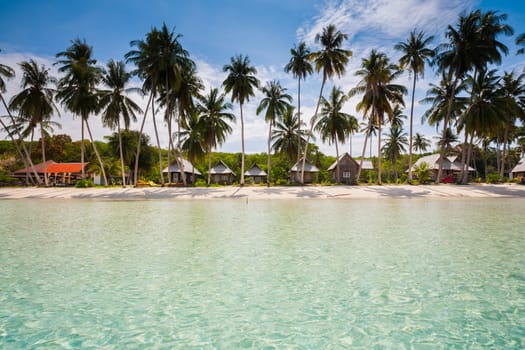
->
left=14, top=160, right=55, bottom=174
left=47, top=163, right=87, bottom=173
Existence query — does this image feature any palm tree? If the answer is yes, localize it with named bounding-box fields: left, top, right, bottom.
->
left=197, top=88, right=235, bottom=186
left=284, top=42, right=313, bottom=162
left=56, top=38, right=107, bottom=185
left=222, top=54, right=260, bottom=186
left=0, top=50, right=41, bottom=184
left=381, top=125, right=408, bottom=181
left=413, top=133, right=431, bottom=154
left=179, top=110, right=205, bottom=183
left=349, top=50, right=406, bottom=184
left=390, top=104, right=407, bottom=130
left=271, top=105, right=307, bottom=164
left=314, top=86, right=351, bottom=183
left=256, top=80, right=292, bottom=186
left=394, top=30, right=435, bottom=182
left=99, top=60, right=142, bottom=186
left=435, top=10, right=512, bottom=183
left=517, top=33, right=525, bottom=55
left=347, top=114, right=359, bottom=156
left=300, top=24, right=352, bottom=184
left=435, top=127, right=458, bottom=155
left=9, top=60, right=59, bottom=186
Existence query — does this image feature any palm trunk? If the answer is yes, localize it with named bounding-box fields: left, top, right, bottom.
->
left=377, top=117, right=382, bottom=185
left=483, top=142, right=488, bottom=181
left=118, top=119, right=126, bottom=187
left=500, top=125, right=508, bottom=180
left=393, top=153, right=398, bottom=182
left=81, top=119, right=85, bottom=179
left=167, top=113, right=172, bottom=184
left=296, top=78, right=302, bottom=164
left=85, top=119, right=108, bottom=186
left=301, top=76, right=326, bottom=184
left=1, top=95, right=41, bottom=184
left=240, top=102, right=245, bottom=186
left=459, top=131, right=469, bottom=184
left=176, top=106, right=186, bottom=186
left=464, top=133, right=474, bottom=184
left=267, top=122, right=272, bottom=187
left=435, top=76, right=458, bottom=184
left=133, top=90, right=154, bottom=186
left=407, top=74, right=416, bottom=182
left=207, top=144, right=212, bottom=186
left=151, top=95, right=165, bottom=186
left=356, top=115, right=373, bottom=183
left=335, top=137, right=340, bottom=183
left=41, top=125, right=48, bottom=186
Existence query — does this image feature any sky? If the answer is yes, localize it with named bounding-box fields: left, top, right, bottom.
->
left=1, top=0, right=525, bottom=158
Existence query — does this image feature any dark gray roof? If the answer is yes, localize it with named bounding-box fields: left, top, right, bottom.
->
left=244, top=163, right=267, bottom=176
left=327, top=152, right=374, bottom=170
left=210, top=160, right=236, bottom=176
left=162, top=158, right=202, bottom=175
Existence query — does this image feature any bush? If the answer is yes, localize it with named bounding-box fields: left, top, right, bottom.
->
left=75, top=179, right=94, bottom=188
left=193, top=179, right=207, bottom=187
left=414, top=162, right=431, bottom=184
left=486, top=173, right=500, bottom=184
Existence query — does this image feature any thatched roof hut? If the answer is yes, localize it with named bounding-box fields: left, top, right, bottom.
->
left=244, top=163, right=267, bottom=184
left=290, top=159, right=320, bottom=184
left=210, top=160, right=236, bottom=185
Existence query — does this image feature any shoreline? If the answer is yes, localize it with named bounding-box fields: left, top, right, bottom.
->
left=1, top=184, right=525, bottom=200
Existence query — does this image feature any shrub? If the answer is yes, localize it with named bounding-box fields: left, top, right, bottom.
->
left=414, top=162, right=432, bottom=184
left=193, top=179, right=207, bottom=187
left=486, top=173, right=500, bottom=184
left=75, top=179, right=94, bottom=188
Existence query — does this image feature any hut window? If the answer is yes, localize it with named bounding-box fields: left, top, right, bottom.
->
left=343, top=171, right=351, bottom=178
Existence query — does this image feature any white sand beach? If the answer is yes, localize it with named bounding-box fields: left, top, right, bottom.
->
left=1, top=184, right=524, bottom=200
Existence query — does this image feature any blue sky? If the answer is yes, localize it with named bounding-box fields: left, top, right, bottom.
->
left=1, top=0, right=525, bottom=156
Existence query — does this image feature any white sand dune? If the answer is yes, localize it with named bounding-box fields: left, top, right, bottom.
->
left=1, top=184, right=524, bottom=200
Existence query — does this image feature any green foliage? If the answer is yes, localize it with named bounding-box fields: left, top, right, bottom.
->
left=193, top=178, right=207, bottom=187
left=414, top=162, right=432, bottom=184
left=486, top=173, right=500, bottom=184
left=75, top=179, right=94, bottom=188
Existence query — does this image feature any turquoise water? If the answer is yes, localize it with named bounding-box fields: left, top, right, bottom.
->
left=1, top=198, right=524, bottom=349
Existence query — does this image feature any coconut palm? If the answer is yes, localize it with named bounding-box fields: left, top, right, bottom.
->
left=347, top=113, right=359, bottom=156
left=517, top=33, right=525, bottom=55
left=179, top=110, right=205, bottom=183
left=314, top=86, right=351, bottom=183
left=381, top=125, right=408, bottom=181
left=390, top=104, right=407, bottom=130
left=349, top=50, right=406, bottom=184
left=222, top=54, right=260, bottom=186
left=413, top=133, right=431, bottom=154
left=99, top=60, right=142, bottom=186
left=197, top=88, right=235, bottom=186
left=271, top=105, right=308, bottom=164
left=300, top=24, right=352, bottom=184
left=56, top=38, right=107, bottom=185
left=435, top=127, right=458, bottom=155
left=284, top=42, right=313, bottom=162
left=394, top=30, right=435, bottom=181
left=0, top=50, right=41, bottom=184
left=9, top=60, right=59, bottom=186
left=256, top=80, right=292, bottom=186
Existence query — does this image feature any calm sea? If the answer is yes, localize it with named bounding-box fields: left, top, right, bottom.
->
left=1, top=198, right=524, bottom=348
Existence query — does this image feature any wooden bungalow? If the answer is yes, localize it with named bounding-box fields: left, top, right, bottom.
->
left=210, top=160, right=236, bottom=185
left=410, top=154, right=475, bottom=182
left=511, top=157, right=525, bottom=183
left=244, top=163, right=267, bottom=184
left=13, top=160, right=89, bottom=185
left=162, top=158, right=201, bottom=184
left=290, top=159, right=320, bottom=184
left=327, top=152, right=373, bottom=184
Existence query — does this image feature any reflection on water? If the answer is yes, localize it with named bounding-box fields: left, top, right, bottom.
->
left=1, top=198, right=524, bottom=348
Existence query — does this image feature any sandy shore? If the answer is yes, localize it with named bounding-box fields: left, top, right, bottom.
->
left=1, top=184, right=525, bottom=200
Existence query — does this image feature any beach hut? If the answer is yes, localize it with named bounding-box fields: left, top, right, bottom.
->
left=410, top=154, right=475, bottom=182
left=244, top=163, right=267, bottom=184
left=210, top=160, right=236, bottom=185
left=162, top=158, right=201, bottom=184
left=13, top=160, right=88, bottom=185
left=290, top=159, right=320, bottom=184
left=327, top=153, right=373, bottom=184
left=511, top=157, right=525, bottom=183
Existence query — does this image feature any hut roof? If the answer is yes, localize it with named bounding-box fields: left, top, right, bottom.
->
left=162, top=158, right=202, bottom=175
left=210, top=160, right=236, bottom=176
left=290, top=159, right=320, bottom=172
left=326, top=153, right=374, bottom=171
left=244, top=163, right=267, bottom=176
left=412, top=154, right=474, bottom=171
left=511, top=157, right=525, bottom=174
